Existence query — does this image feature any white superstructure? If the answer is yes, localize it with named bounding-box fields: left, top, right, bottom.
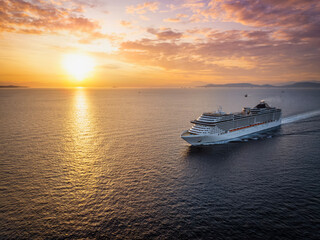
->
left=181, top=100, right=282, bottom=145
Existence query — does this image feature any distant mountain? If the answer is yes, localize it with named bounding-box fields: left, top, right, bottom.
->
left=201, top=81, right=320, bottom=88
left=0, top=85, right=28, bottom=88
left=201, top=83, right=275, bottom=88
left=281, top=82, right=320, bottom=88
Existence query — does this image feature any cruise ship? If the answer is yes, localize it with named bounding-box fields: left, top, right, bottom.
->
left=181, top=100, right=281, bottom=145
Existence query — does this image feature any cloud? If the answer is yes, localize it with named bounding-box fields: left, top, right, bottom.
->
left=203, top=0, right=320, bottom=55
left=2, top=0, right=319, bottom=84
left=164, top=18, right=181, bottom=23
left=207, top=0, right=320, bottom=28
left=174, top=0, right=320, bottom=31
left=180, top=1, right=320, bottom=47
left=139, top=15, right=150, bottom=21
left=0, top=0, right=109, bottom=42
left=147, top=28, right=183, bottom=40
left=117, top=26, right=320, bottom=80
left=163, top=13, right=189, bottom=22
left=120, top=20, right=132, bottom=27
left=77, top=32, right=120, bottom=44
left=177, top=14, right=188, bottom=18
left=120, top=39, right=207, bottom=71
left=182, top=1, right=205, bottom=9
left=180, top=0, right=209, bottom=23
left=126, top=1, right=159, bottom=14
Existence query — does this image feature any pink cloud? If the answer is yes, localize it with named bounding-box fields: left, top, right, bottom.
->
left=117, top=26, right=320, bottom=80
left=207, top=0, right=320, bottom=28
left=147, top=28, right=183, bottom=40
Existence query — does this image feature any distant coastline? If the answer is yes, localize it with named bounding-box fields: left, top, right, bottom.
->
left=200, top=81, right=320, bottom=88
left=0, top=82, right=319, bottom=88
left=0, top=85, right=28, bottom=88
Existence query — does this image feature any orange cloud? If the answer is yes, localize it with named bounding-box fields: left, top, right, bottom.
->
left=120, top=20, right=132, bottom=27
left=117, top=26, right=320, bottom=81
left=1, top=0, right=319, bottom=86
left=0, top=0, right=108, bottom=42
left=126, top=1, right=159, bottom=14
left=164, top=13, right=188, bottom=22
left=164, top=18, right=181, bottom=23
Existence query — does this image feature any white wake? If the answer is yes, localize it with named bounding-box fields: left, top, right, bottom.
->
left=281, top=110, right=320, bottom=124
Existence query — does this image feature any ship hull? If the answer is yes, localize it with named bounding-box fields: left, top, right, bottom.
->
left=181, top=119, right=281, bottom=146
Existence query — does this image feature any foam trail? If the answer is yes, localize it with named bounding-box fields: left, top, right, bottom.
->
left=282, top=110, right=320, bottom=124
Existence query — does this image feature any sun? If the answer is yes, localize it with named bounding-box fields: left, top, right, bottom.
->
left=63, top=53, right=95, bottom=81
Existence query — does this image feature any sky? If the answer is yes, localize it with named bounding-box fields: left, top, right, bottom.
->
left=0, top=0, right=319, bottom=87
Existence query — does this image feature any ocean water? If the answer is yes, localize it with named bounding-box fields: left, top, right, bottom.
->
left=0, top=88, right=320, bottom=239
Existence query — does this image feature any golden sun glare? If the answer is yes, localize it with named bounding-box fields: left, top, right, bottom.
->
left=63, top=54, right=95, bottom=81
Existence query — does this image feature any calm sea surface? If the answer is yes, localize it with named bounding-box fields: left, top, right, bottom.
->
left=1, top=88, right=320, bottom=239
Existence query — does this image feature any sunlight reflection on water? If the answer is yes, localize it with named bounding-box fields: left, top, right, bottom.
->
left=60, top=89, right=101, bottom=215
